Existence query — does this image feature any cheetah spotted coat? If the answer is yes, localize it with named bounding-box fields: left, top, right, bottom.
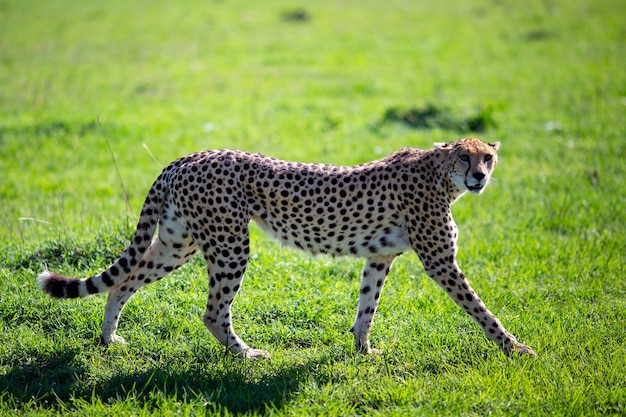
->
left=38, top=138, right=534, bottom=358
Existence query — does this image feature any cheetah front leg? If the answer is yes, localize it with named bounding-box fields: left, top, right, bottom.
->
left=424, top=261, right=534, bottom=356
left=410, top=213, right=534, bottom=356
left=350, top=256, right=397, bottom=354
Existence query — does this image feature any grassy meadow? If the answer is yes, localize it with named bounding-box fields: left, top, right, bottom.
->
left=1, top=0, right=625, bottom=415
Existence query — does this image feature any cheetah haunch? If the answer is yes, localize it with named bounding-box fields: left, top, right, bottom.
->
left=38, top=138, right=534, bottom=359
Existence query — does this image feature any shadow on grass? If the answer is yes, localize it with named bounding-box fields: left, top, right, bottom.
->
left=376, top=103, right=497, bottom=132
left=0, top=348, right=87, bottom=410
left=0, top=346, right=327, bottom=414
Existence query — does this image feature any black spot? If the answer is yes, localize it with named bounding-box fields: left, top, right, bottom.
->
left=86, top=278, right=99, bottom=294
left=361, top=286, right=371, bottom=294
left=66, top=281, right=80, bottom=298
left=119, top=257, right=129, bottom=271
left=101, top=272, right=115, bottom=287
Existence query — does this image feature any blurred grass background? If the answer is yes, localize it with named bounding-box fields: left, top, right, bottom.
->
left=2, top=0, right=623, bottom=243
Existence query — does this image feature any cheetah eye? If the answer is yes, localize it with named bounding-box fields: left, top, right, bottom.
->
left=459, top=154, right=470, bottom=162
left=484, top=155, right=493, bottom=162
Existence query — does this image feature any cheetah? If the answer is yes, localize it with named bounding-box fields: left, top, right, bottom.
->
left=38, top=137, right=534, bottom=359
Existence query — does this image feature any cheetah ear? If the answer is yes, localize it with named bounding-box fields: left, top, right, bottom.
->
left=434, top=142, right=453, bottom=152
left=488, top=141, right=500, bottom=151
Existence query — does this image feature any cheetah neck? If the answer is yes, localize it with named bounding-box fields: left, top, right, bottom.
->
left=433, top=157, right=466, bottom=205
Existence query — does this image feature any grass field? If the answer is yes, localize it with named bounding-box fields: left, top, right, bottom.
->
left=1, top=0, right=625, bottom=415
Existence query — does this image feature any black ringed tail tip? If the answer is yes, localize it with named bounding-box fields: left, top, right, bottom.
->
left=37, top=271, right=82, bottom=299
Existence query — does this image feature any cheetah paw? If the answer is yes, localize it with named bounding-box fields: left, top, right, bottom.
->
left=99, top=334, right=127, bottom=346
left=355, top=343, right=383, bottom=355
left=239, top=348, right=271, bottom=360
left=506, top=341, right=535, bottom=356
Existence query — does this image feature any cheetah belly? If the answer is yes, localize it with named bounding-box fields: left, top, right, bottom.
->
left=251, top=213, right=411, bottom=258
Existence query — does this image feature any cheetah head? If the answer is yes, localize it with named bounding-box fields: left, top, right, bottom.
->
left=435, top=138, right=500, bottom=195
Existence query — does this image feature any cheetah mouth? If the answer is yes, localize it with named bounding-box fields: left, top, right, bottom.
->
left=465, top=183, right=484, bottom=193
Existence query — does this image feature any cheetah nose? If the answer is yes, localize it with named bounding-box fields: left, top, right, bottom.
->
left=473, top=172, right=485, bottom=181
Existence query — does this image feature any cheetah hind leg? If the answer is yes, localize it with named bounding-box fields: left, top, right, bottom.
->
left=198, top=230, right=271, bottom=360
left=100, top=200, right=197, bottom=345
left=100, top=237, right=196, bottom=345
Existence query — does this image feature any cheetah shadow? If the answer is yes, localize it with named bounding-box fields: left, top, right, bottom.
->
left=0, top=346, right=326, bottom=414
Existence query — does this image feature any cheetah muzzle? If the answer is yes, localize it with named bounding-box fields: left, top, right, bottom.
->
left=38, top=137, right=534, bottom=359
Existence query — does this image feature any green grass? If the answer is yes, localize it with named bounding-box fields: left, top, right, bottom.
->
left=1, top=0, right=625, bottom=415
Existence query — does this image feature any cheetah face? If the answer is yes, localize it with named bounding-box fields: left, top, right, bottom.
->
left=436, top=138, right=500, bottom=194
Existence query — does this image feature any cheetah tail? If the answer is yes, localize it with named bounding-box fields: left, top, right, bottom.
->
left=37, top=175, right=167, bottom=299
